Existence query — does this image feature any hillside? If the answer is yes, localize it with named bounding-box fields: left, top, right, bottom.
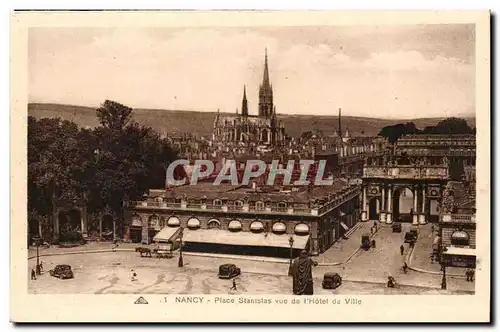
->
left=27, top=103, right=476, bottom=138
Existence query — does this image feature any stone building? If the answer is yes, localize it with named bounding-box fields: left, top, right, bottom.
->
left=123, top=181, right=360, bottom=258
left=212, top=50, right=286, bottom=147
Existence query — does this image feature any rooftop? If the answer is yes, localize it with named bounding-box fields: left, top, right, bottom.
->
left=151, top=180, right=352, bottom=203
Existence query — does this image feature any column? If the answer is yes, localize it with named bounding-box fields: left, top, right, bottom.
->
left=419, top=186, right=427, bottom=224
left=412, top=186, right=419, bottom=225
left=386, top=186, right=393, bottom=224
left=379, top=186, right=387, bottom=222
left=361, top=186, right=368, bottom=221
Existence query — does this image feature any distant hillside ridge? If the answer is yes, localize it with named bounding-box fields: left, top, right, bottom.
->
left=28, top=103, right=476, bottom=138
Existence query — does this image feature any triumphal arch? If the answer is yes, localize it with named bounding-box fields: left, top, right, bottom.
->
left=361, top=160, right=449, bottom=225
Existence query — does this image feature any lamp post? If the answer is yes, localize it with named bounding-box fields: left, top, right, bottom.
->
left=441, top=262, right=447, bottom=290
left=34, top=236, right=41, bottom=275
left=178, top=227, right=184, bottom=268
left=288, top=236, right=294, bottom=276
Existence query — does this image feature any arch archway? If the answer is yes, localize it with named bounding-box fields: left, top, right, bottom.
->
left=393, top=187, right=414, bottom=222
left=368, top=198, right=379, bottom=220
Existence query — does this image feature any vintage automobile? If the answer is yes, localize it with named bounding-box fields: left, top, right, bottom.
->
left=392, top=223, right=402, bottom=233
left=218, top=264, right=241, bottom=279
left=49, top=264, right=74, bottom=279
left=322, top=272, right=342, bottom=289
left=360, top=233, right=371, bottom=250
left=404, top=228, right=419, bottom=244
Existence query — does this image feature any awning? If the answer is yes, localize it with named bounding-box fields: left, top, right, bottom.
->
left=153, top=227, right=180, bottom=242
left=443, top=247, right=476, bottom=257
left=181, top=228, right=310, bottom=249
left=340, top=222, right=349, bottom=231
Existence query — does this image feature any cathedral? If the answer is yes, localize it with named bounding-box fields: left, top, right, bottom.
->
left=212, top=50, right=286, bottom=147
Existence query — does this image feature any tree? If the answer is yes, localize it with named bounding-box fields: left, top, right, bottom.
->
left=378, top=122, right=421, bottom=144
left=430, top=117, right=474, bottom=135
left=96, top=100, right=133, bottom=132
left=27, top=100, right=179, bottom=242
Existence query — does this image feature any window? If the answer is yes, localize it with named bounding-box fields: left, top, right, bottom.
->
left=207, top=219, right=221, bottom=229
left=234, top=200, right=244, bottom=207
left=255, top=201, right=265, bottom=211
left=451, top=230, right=470, bottom=246
left=213, top=199, right=222, bottom=206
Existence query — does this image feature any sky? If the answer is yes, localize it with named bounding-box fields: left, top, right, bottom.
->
left=28, top=25, right=475, bottom=119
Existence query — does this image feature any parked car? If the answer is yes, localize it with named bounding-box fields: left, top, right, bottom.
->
left=218, top=264, right=241, bottom=279
left=392, top=223, right=402, bottom=233
left=322, top=272, right=342, bottom=289
left=49, top=264, right=74, bottom=279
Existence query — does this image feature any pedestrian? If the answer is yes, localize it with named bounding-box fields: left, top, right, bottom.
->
left=402, top=262, right=408, bottom=274
left=371, top=239, right=376, bottom=249
left=131, top=269, right=137, bottom=282
left=400, top=244, right=404, bottom=256
left=230, top=279, right=237, bottom=291
left=31, top=269, right=36, bottom=280
left=36, top=264, right=41, bottom=276
left=370, top=227, right=374, bottom=235
left=374, top=221, right=378, bottom=231
left=39, top=261, right=44, bottom=273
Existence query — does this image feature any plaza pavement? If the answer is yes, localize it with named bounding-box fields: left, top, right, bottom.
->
left=28, top=251, right=472, bottom=295
left=28, top=221, right=474, bottom=293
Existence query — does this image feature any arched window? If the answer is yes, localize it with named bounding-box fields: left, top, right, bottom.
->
left=451, top=230, right=470, bottom=246
left=167, top=216, right=180, bottom=227
left=294, top=223, right=310, bottom=235
left=228, top=220, right=243, bottom=232
left=207, top=219, right=221, bottom=229
left=255, top=201, right=265, bottom=211
left=234, top=200, right=244, bottom=207
left=250, top=221, right=264, bottom=233
left=213, top=199, right=222, bottom=207
left=187, top=217, right=201, bottom=230
left=272, top=222, right=287, bottom=235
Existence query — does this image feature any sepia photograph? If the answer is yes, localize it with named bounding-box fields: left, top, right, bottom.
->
left=10, top=10, right=490, bottom=322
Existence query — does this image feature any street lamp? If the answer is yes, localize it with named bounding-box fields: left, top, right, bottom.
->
left=441, top=262, right=447, bottom=290
left=288, top=236, right=294, bottom=276
left=34, top=236, right=41, bottom=275
left=178, top=227, right=184, bottom=268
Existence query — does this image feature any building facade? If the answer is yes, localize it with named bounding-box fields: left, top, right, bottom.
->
left=123, top=181, right=360, bottom=257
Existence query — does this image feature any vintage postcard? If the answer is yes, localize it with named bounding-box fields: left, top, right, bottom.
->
left=10, top=10, right=490, bottom=322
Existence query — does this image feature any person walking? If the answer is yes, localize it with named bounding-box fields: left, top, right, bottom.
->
left=39, top=261, right=44, bottom=273
left=230, top=279, right=237, bottom=291
left=402, top=262, right=408, bottom=274
left=31, top=269, right=37, bottom=280
left=400, top=244, right=404, bottom=256
left=371, top=239, right=376, bottom=249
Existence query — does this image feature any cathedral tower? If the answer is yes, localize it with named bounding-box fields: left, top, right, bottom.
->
left=259, top=48, right=273, bottom=118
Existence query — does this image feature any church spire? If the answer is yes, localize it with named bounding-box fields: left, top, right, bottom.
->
left=263, top=48, right=270, bottom=88
left=241, top=85, right=248, bottom=117
left=259, top=48, right=273, bottom=118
